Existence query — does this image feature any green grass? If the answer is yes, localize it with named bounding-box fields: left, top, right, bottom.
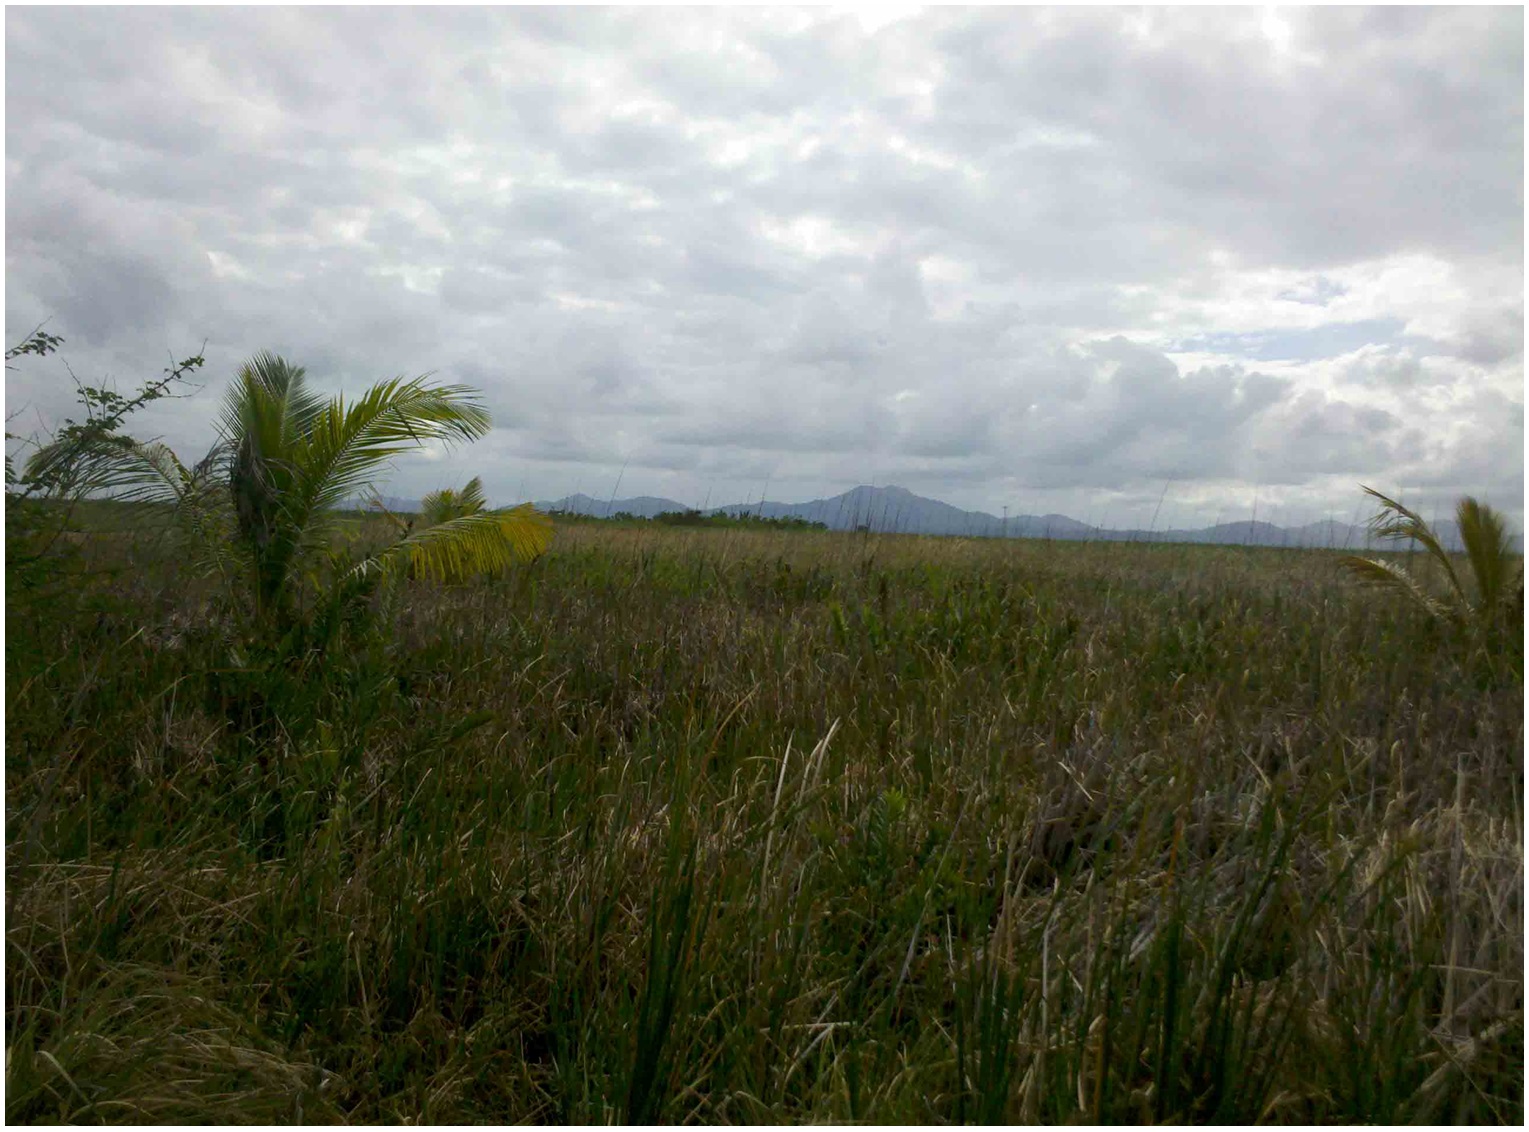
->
left=6, top=520, right=1523, bottom=1123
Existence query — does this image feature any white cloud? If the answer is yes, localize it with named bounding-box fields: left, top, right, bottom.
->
left=5, top=6, right=1521, bottom=529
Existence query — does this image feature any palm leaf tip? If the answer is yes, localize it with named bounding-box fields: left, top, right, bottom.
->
left=420, top=476, right=494, bottom=528
left=1455, top=496, right=1519, bottom=615
left=1338, top=554, right=1452, bottom=622
left=492, top=503, right=553, bottom=560
left=363, top=504, right=552, bottom=584
left=1355, top=484, right=1466, bottom=607
left=462, top=476, right=487, bottom=512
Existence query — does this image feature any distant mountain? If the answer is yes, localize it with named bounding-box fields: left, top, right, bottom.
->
left=715, top=484, right=1006, bottom=536
left=533, top=492, right=690, bottom=519
left=525, top=484, right=1518, bottom=552
left=355, top=495, right=424, bottom=513
left=708, top=485, right=1379, bottom=547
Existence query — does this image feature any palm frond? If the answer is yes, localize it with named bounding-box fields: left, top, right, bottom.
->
left=290, top=378, right=491, bottom=525
left=487, top=503, right=552, bottom=562
left=1338, top=554, right=1455, bottom=624
left=23, top=433, right=239, bottom=579
left=1356, top=485, right=1467, bottom=610
left=218, top=355, right=321, bottom=546
left=18, top=437, right=84, bottom=497
left=25, top=434, right=191, bottom=507
left=1455, top=496, right=1519, bottom=617
left=221, top=371, right=307, bottom=616
left=215, top=353, right=321, bottom=454
left=420, top=476, right=489, bottom=527
left=222, top=373, right=488, bottom=617
left=115, top=441, right=198, bottom=505
left=352, top=505, right=552, bottom=584
left=419, top=486, right=457, bottom=528
left=173, top=442, right=241, bottom=576
left=460, top=476, right=487, bottom=513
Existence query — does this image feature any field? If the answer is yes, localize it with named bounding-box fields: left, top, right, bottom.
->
left=6, top=518, right=1523, bottom=1123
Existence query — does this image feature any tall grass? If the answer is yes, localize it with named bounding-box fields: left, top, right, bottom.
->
left=6, top=520, right=1522, bottom=1122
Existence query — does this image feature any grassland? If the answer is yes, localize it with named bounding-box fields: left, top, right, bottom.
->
left=6, top=519, right=1523, bottom=1123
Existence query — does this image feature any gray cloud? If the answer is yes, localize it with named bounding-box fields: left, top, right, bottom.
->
left=5, top=7, right=1522, bottom=529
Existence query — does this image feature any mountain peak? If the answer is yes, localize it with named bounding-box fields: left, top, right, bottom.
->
left=843, top=483, right=915, bottom=499
left=529, top=484, right=1519, bottom=551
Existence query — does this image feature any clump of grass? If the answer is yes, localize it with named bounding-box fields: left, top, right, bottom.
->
left=7, top=961, right=342, bottom=1124
left=7, top=516, right=1523, bottom=1123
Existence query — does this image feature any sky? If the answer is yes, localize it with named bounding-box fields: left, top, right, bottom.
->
left=5, top=6, right=1524, bottom=531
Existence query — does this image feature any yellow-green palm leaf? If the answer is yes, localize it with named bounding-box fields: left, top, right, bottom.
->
left=354, top=505, right=552, bottom=583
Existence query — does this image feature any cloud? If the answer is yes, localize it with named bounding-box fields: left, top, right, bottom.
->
left=5, top=7, right=1521, bottom=529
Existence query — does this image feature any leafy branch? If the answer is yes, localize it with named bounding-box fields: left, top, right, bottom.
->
left=6, top=328, right=208, bottom=591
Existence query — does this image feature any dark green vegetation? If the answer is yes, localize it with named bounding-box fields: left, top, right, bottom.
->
left=553, top=506, right=830, bottom=533
left=7, top=506, right=1523, bottom=1123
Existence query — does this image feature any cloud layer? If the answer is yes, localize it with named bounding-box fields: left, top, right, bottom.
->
left=6, top=7, right=1522, bottom=527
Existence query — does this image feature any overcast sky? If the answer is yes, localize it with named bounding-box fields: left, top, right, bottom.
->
left=6, top=6, right=1523, bottom=529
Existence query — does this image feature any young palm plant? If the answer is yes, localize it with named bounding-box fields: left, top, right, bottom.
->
left=219, top=354, right=551, bottom=625
left=28, top=352, right=552, bottom=628
left=1338, top=486, right=1523, bottom=635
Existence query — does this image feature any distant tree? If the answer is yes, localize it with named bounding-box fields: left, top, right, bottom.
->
left=656, top=509, right=709, bottom=527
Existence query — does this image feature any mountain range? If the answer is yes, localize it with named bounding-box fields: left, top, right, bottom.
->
left=523, top=484, right=1507, bottom=552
